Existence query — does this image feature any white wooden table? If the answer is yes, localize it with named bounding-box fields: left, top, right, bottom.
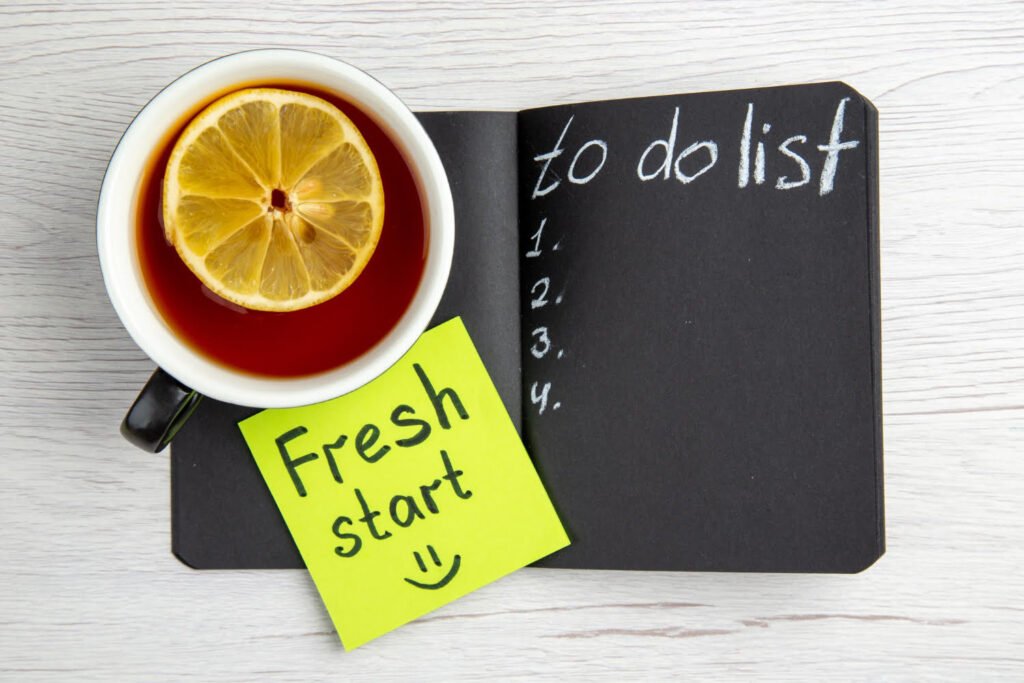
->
left=2, top=1, right=1022, bottom=679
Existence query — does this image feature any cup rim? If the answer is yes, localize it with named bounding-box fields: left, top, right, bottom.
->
left=97, top=49, right=454, bottom=408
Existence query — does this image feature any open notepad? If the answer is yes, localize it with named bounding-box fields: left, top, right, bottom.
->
left=172, top=81, right=883, bottom=573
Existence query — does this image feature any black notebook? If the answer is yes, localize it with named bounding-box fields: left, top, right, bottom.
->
left=172, top=81, right=884, bottom=573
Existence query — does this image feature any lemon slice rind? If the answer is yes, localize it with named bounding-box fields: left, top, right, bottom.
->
left=162, top=88, right=384, bottom=312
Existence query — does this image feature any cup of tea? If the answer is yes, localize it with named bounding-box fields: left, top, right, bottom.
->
left=98, top=49, right=455, bottom=452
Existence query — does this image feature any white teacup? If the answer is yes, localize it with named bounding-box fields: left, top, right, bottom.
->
left=98, top=49, right=454, bottom=451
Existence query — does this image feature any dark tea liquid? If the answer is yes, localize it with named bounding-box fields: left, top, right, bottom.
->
left=137, top=83, right=427, bottom=378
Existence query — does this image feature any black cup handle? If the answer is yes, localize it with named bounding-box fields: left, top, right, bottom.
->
left=121, top=368, right=203, bottom=452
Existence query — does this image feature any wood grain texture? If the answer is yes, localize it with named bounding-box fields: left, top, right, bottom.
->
left=1, top=0, right=1022, bottom=679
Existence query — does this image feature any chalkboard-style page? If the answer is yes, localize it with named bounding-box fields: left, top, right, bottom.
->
left=518, top=82, right=883, bottom=572
left=418, top=112, right=522, bottom=425
left=171, top=111, right=521, bottom=568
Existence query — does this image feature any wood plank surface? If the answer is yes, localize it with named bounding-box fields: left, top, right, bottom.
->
left=1, top=1, right=1022, bottom=679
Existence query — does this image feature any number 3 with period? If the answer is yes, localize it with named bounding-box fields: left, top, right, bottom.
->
left=530, top=326, right=551, bottom=358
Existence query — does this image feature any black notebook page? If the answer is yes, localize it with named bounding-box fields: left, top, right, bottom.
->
left=170, top=111, right=521, bottom=568
left=418, top=112, right=522, bottom=427
left=517, top=83, right=882, bottom=572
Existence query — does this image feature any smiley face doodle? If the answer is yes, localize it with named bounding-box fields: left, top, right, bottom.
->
left=404, top=544, right=461, bottom=590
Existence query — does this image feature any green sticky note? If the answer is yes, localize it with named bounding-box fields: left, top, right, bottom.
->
left=238, top=317, right=569, bottom=649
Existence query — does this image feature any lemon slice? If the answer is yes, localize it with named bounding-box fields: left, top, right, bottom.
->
left=162, top=88, right=385, bottom=311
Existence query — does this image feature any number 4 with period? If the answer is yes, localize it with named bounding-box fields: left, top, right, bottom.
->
left=530, top=381, right=561, bottom=414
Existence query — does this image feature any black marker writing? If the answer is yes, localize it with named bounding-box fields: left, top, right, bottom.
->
left=276, top=426, right=317, bottom=497
left=414, top=363, right=469, bottom=430
left=328, top=449, right=474, bottom=559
